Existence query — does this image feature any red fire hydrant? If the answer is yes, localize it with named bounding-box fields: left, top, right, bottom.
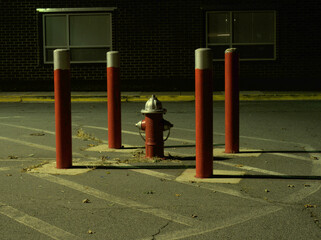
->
left=135, top=95, right=173, bottom=158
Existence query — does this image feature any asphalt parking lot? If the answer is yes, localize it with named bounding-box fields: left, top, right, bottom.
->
left=1, top=97, right=321, bottom=239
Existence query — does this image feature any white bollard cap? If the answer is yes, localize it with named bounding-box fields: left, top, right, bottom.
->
left=54, top=49, right=70, bottom=70
left=107, top=51, right=120, bottom=68
left=195, top=48, right=213, bottom=70
left=225, top=48, right=238, bottom=54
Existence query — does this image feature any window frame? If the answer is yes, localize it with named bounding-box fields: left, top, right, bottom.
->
left=42, top=11, right=113, bottom=64
left=206, top=10, right=276, bottom=61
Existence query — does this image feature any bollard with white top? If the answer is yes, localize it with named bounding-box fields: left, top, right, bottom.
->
left=54, top=49, right=72, bottom=169
left=225, top=48, right=239, bottom=153
left=107, top=51, right=121, bottom=149
left=195, top=48, right=213, bottom=178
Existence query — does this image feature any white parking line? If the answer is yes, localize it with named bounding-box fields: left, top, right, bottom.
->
left=31, top=173, right=204, bottom=228
left=0, top=122, right=107, bottom=143
left=0, top=122, right=56, bottom=135
left=0, top=136, right=56, bottom=152
left=0, top=167, right=10, bottom=171
left=139, top=205, right=282, bottom=240
left=139, top=182, right=321, bottom=240
left=0, top=116, right=22, bottom=119
left=0, top=202, right=81, bottom=240
left=0, top=136, right=83, bottom=157
left=82, top=125, right=197, bottom=144
left=216, top=161, right=285, bottom=176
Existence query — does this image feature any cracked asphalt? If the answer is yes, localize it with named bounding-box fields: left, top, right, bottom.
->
left=0, top=99, right=321, bottom=239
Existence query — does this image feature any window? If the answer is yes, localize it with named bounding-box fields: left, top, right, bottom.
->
left=206, top=11, right=276, bottom=61
left=42, top=11, right=112, bottom=63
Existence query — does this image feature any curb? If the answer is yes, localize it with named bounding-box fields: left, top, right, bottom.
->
left=1, top=93, right=321, bottom=103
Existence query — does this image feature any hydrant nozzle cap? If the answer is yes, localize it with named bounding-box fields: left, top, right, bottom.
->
left=141, top=95, right=166, bottom=114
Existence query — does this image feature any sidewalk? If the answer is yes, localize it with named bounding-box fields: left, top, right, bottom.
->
left=1, top=91, right=321, bottom=102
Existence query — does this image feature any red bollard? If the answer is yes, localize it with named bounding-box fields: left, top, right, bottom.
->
left=195, top=48, right=213, bottom=178
left=107, top=51, right=121, bottom=149
left=54, top=49, right=72, bottom=169
left=225, top=48, right=240, bottom=153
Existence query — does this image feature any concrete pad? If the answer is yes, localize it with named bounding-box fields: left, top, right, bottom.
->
left=214, top=147, right=262, bottom=158
left=85, top=144, right=140, bottom=153
left=175, top=168, right=245, bottom=184
left=28, top=161, right=93, bottom=175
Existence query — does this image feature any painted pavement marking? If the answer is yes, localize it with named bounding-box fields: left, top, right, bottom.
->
left=216, top=161, right=285, bottom=176
left=0, top=202, right=81, bottom=240
left=0, top=167, right=10, bottom=171
left=0, top=136, right=83, bottom=157
left=30, top=173, right=204, bottom=228
left=82, top=124, right=198, bottom=144
left=139, top=205, right=282, bottom=240
left=138, top=183, right=321, bottom=240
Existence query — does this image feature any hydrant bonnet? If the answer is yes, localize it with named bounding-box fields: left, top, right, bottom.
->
left=141, top=95, right=167, bottom=114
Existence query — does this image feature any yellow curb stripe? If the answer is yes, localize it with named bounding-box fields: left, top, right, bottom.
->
left=71, top=97, right=106, bottom=102
left=22, top=97, right=55, bottom=102
left=240, top=94, right=321, bottom=101
left=0, top=97, right=22, bottom=102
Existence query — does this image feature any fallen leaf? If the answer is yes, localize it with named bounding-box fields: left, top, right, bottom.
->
left=106, top=171, right=111, bottom=174
left=30, top=133, right=45, bottom=136
left=8, top=155, right=18, bottom=159
left=304, top=184, right=311, bottom=188
left=82, top=199, right=91, bottom=203
left=191, top=214, right=198, bottom=218
left=145, top=190, right=154, bottom=194
left=88, top=230, right=94, bottom=234
left=288, top=184, right=295, bottom=188
left=6, top=174, right=12, bottom=177
left=310, top=156, right=319, bottom=160
left=88, top=144, right=96, bottom=147
left=304, top=204, right=317, bottom=208
left=265, top=189, right=270, bottom=193
left=175, top=194, right=181, bottom=197
left=28, top=154, right=35, bottom=157
left=235, top=164, right=244, bottom=168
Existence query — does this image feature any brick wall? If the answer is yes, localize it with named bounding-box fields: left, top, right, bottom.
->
left=1, top=0, right=320, bottom=91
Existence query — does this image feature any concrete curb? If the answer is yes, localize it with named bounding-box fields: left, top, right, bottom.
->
left=1, top=92, right=321, bottom=102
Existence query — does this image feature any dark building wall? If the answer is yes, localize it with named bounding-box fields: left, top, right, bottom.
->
left=1, top=0, right=320, bottom=91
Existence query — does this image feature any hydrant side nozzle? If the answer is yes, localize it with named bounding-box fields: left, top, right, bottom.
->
left=135, top=120, right=146, bottom=130
left=163, top=119, right=173, bottom=131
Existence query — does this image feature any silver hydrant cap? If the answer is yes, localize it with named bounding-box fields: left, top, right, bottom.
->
left=141, top=95, right=166, bottom=114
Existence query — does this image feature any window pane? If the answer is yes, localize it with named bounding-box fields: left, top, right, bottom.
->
left=207, top=45, right=230, bottom=59
left=208, top=13, right=230, bottom=44
left=233, top=13, right=252, bottom=43
left=69, top=15, right=111, bottom=46
left=233, top=45, right=274, bottom=59
left=45, top=16, right=67, bottom=46
left=70, top=48, right=110, bottom=61
left=45, top=48, right=68, bottom=62
left=252, top=12, right=274, bottom=43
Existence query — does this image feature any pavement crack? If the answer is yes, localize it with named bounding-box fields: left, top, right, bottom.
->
left=151, top=221, right=170, bottom=240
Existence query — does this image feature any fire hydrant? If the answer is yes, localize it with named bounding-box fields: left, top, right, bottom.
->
left=135, top=95, right=173, bottom=158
